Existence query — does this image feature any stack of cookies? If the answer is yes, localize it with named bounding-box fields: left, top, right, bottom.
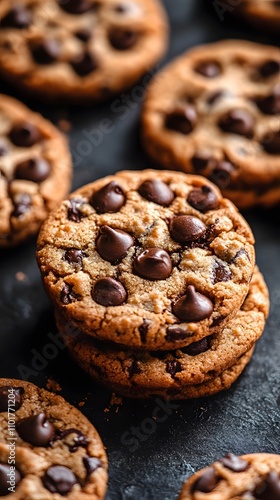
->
left=36, top=169, right=269, bottom=399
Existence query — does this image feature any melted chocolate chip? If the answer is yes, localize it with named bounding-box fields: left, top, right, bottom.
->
left=165, top=325, right=192, bottom=342
left=219, top=109, right=254, bottom=138
left=169, top=215, right=206, bottom=244
left=31, top=39, right=61, bottom=64
left=181, top=336, right=211, bottom=356
left=195, top=61, right=221, bottom=78
left=254, top=472, right=280, bottom=500
left=75, top=27, right=92, bottom=42
left=166, top=360, right=182, bottom=378
left=96, top=226, right=134, bottom=263
left=220, top=453, right=249, bottom=472
left=134, top=248, right=172, bottom=281
left=212, top=261, right=232, bottom=284
left=67, top=198, right=85, bottom=222
left=262, top=130, right=280, bottom=154
left=191, top=153, right=210, bottom=172
left=207, top=90, right=227, bottom=105
left=259, top=60, right=280, bottom=78
left=15, top=158, right=51, bottom=183
left=0, top=386, right=24, bottom=412
left=60, top=283, right=79, bottom=305
left=256, top=86, right=280, bottom=115
left=71, top=51, right=98, bottom=76
left=65, top=249, right=84, bottom=265
left=2, top=6, right=31, bottom=28
left=187, top=185, right=219, bottom=212
left=42, top=466, right=77, bottom=495
left=92, top=277, right=127, bottom=306
left=192, top=467, right=219, bottom=493
left=56, top=428, right=89, bottom=452
left=173, top=285, right=214, bottom=322
left=138, top=179, right=174, bottom=206
left=12, top=194, right=31, bottom=218
left=59, top=0, right=93, bottom=14
left=17, top=412, right=55, bottom=447
left=0, top=143, right=9, bottom=156
left=91, top=181, right=125, bottom=213
left=209, top=160, right=236, bottom=189
left=139, top=319, right=150, bottom=343
left=9, top=122, right=42, bottom=147
left=0, top=464, right=21, bottom=496
left=109, top=28, right=138, bottom=50
left=166, top=105, right=197, bottom=135
left=83, top=456, right=102, bottom=476
left=128, top=360, right=142, bottom=378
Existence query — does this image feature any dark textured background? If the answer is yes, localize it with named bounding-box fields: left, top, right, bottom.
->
left=1, top=1, right=280, bottom=498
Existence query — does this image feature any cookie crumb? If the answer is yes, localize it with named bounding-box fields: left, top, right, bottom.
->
left=57, top=119, right=72, bottom=133
left=46, top=378, right=61, bottom=393
left=16, top=272, right=27, bottom=281
left=78, top=401, right=85, bottom=407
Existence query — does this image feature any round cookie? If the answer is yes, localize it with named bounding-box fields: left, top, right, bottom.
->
left=37, top=170, right=255, bottom=350
left=0, top=378, right=107, bottom=499
left=179, top=453, right=280, bottom=499
left=0, top=0, right=168, bottom=104
left=56, top=267, right=268, bottom=398
left=223, top=0, right=280, bottom=34
left=142, top=40, right=280, bottom=209
left=0, top=94, right=72, bottom=248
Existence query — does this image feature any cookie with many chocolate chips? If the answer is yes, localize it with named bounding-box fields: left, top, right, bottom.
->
left=37, top=170, right=255, bottom=350
left=56, top=267, right=268, bottom=398
left=0, top=0, right=168, bottom=104
left=0, top=94, right=72, bottom=247
left=179, top=453, right=280, bottom=499
left=219, top=0, right=280, bottom=34
left=142, top=40, right=280, bottom=209
left=0, top=378, right=107, bottom=499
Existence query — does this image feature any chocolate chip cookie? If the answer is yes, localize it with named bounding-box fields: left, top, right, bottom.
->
left=0, top=378, right=107, bottom=498
left=222, top=0, right=280, bottom=34
left=37, top=170, right=255, bottom=350
left=0, top=0, right=168, bottom=104
left=179, top=453, right=280, bottom=499
left=0, top=94, right=72, bottom=248
left=142, top=40, right=280, bottom=209
left=56, top=267, right=268, bottom=399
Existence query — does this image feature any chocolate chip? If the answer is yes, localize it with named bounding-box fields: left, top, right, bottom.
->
left=67, top=198, right=85, bottom=222
left=2, top=6, right=31, bottom=28
left=165, top=325, right=192, bottom=342
left=134, top=248, right=172, bottom=281
left=65, top=249, right=84, bottom=265
left=12, top=194, right=31, bottom=218
left=42, top=466, right=77, bottom=495
left=262, top=130, right=280, bottom=154
left=92, top=277, right=127, bottom=306
left=219, top=109, right=254, bottom=138
left=139, top=319, right=150, bottom=343
left=166, top=105, right=197, bottom=135
left=254, top=472, right=280, bottom=500
left=187, top=185, right=219, bottom=212
left=71, top=50, right=98, bottom=76
left=138, top=179, right=175, bottom=206
left=31, top=39, right=61, bottom=64
left=259, top=60, right=280, bottom=78
left=209, top=160, right=236, bottom=189
left=128, top=360, right=142, bottom=378
left=56, top=428, right=89, bottom=452
left=17, top=412, right=55, bottom=447
left=83, top=456, right=102, bottom=476
left=195, top=61, right=221, bottom=78
left=192, top=467, right=219, bottom=493
left=207, top=90, right=227, bottom=105
left=181, top=336, right=211, bottom=356
left=173, top=285, right=214, bottom=322
left=109, top=28, right=138, bottom=50
left=91, top=181, right=125, bottom=213
left=191, top=154, right=210, bottom=172
left=75, top=28, right=92, bottom=42
left=0, top=386, right=24, bottom=412
left=169, top=215, right=206, bottom=244
left=14, top=158, right=51, bottom=183
left=0, top=143, right=9, bottom=156
left=256, top=86, right=280, bottom=115
left=9, top=122, right=42, bottom=147
left=60, top=283, right=79, bottom=305
left=96, top=226, right=134, bottom=263
left=220, top=453, right=249, bottom=472
left=212, top=261, right=232, bottom=284
left=59, top=0, right=93, bottom=14
left=0, top=464, right=21, bottom=496
left=166, top=360, right=182, bottom=378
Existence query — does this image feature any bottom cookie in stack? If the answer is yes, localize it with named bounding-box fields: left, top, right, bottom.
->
left=57, top=267, right=269, bottom=400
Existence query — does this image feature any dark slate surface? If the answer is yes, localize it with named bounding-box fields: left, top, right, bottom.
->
left=1, top=1, right=280, bottom=498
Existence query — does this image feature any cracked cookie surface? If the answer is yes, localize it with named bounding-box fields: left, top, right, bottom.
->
left=142, top=40, right=280, bottom=209
left=0, top=94, right=72, bottom=247
left=37, top=170, right=255, bottom=350
left=0, top=0, right=168, bottom=103
left=0, top=378, right=107, bottom=499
